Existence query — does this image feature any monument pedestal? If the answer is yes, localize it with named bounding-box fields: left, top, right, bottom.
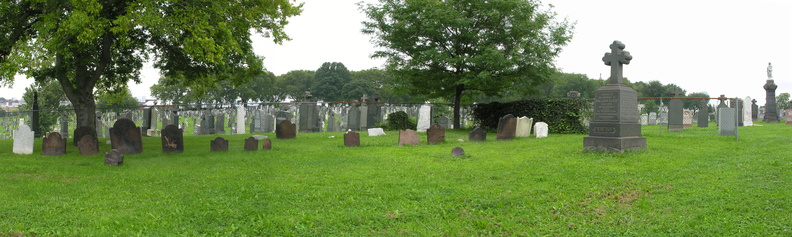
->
left=584, top=136, right=646, bottom=152
left=763, top=79, right=779, bottom=123
left=583, top=84, right=646, bottom=152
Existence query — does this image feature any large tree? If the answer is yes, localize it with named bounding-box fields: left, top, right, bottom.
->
left=0, top=0, right=301, bottom=131
left=312, top=62, right=351, bottom=102
left=361, top=0, right=573, bottom=128
left=276, top=70, right=315, bottom=100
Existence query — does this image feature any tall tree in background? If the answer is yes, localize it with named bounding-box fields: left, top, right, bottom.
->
left=276, top=70, right=316, bottom=100
left=361, top=0, right=574, bottom=128
left=96, top=87, right=139, bottom=114
left=20, top=80, right=67, bottom=134
left=312, top=62, right=351, bottom=101
left=0, top=0, right=302, bottom=131
left=776, top=92, right=790, bottom=110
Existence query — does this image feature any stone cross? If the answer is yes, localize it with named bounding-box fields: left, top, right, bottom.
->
left=672, top=88, right=683, bottom=97
left=361, top=94, right=368, bottom=103
left=602, top=40, right=632, bottom=84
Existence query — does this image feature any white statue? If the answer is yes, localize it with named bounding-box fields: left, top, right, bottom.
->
left=767, top=62, right=773, bottom=79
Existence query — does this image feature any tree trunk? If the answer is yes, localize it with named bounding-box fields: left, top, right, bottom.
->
left=453, top=84, right=464, bottom=129
left=72, top=93, right=98, bottom=131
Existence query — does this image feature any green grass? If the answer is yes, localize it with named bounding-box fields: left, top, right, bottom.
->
left=1, top=122, right=790, bottom=236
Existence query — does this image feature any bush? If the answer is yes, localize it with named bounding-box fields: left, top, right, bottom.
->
left=471, top=99, right=590, bottom=134
left=381, top=111, right=417, bottom=131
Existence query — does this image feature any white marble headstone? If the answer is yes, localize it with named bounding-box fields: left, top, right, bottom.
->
left=236, top=105, right=246, bottom=134
left=367, top=128, right=386, bottom=136
left=13, top=124, right=34, bottom=155
left=534, top=122, right=548, bottom=138
left=417, top=104, right=431, bottom=132
left=743, top=96, right=753, bottom=126
left=515, top=116, right=533, bottom=137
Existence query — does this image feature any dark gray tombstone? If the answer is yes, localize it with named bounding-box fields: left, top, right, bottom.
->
left=469, top=127, right=487, bottom=142
left=142, top=107, right=152, bottom=133
left=344, top=131, right=360, bottom=147
left=210, top=137, right=229, bottom=152
left=427, top=124, right=445, bottom=145
left=347, top=103, right=360, bottom=131
left=437, top=116, right=451, bottom=129
left=583, top=40, right=646, bottom=152
left=751, top=99, right=758, bottom=121
left=732, top=98, right=744, bottom=126
left=299, top=91, right=321, bottom=133
left=718, top=106, right=736, bottom=136
left=327, top=111, right=337, bottom=132
left=161, top=124, right=184, bottom=153
left=262, top=139, right=272, bottom=150
left=275, top=120, right=296, bottom=139
left=496, top=114, right=516, bottom=141
left=668, top=89, right=684, bottom=131
left=367, top=93, right=382, bottom=128
left=275, top=110, right=292, bottom=126
left=73, top=126, right=96, bottom=146
left=698, top=99, right=709, bottom=128
left=398, top=129, right=420, bottom=146
left=109, top=118, right=143, bottom=154
left=763, top=63, right=779, bottom=123
left=78, top=134, right=99, bottom=156
left=215, top=114, right=226, bottom=134
left=244, top=137, right=258, bottom=151
left=105, top=149, right=124, bottom=166
left=202, top=112, right=216, bottom=134
left=451, top=147, right=465, bottom=157
left=59, top=118, right=69, bottom=139
left=42, top=132, right=67, bottom=156
left=95, top=112, right=104, bottom=138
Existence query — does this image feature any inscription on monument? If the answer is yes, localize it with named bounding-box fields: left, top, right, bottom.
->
left=594, top=91, right=619, bottom=121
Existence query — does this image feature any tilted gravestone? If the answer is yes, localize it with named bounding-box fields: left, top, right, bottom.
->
left=496, top=114, right=516, bottom=141
left=262, top=139, right=272, bottom=150
left=78, top=134, right=99, bottom=156
left=668, top=89, right=684, bottom=131
left=73, top=126, right=96, bottom=146
left=210, top=137, right=229, bottom=152
left=161, top=124, right=184, bottom=153
left=109, top=118, right=143, bottom=154
left=468, top=127, right=487, bottom=142
left=583, top=40, right=646, bottom=152
left=13, top=124, right=34, bottom=155
left=42, top=132, right=67, bottom=156
left=344, top=131, right=360, bottom=147
left=104, top=149, right=124, bottom=166
left=398, top=129, right=420, bottom=146
left=515, top=116, right=534, bottom=137
left=244, top=137, right=258, bottom=151
left=451, top=147, right=465, bottom=157
left=426, top=124, right=445, bottom=145
left=275, top=120, right=296, bottom=139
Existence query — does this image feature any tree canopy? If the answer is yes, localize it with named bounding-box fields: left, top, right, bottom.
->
left=0, top=0, right=302, bottom=130
left=360, top=0, right=574, bottom=128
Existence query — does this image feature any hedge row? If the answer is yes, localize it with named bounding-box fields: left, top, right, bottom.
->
left=471, top=99, right=591, bottom=134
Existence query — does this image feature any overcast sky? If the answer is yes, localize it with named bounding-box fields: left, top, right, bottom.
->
left=2, top=0, right=790, bottom=105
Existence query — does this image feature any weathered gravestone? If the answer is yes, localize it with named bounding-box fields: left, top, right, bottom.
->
left=698, top=99, right=709, bottom=128
left=359, top=95, right=369, bottom=130
left=104, top=149, right=124, bottom=166
left=299, top=91, right=321, bottom=133
left=786, top=111, right=792, bottom=125
left=668, top=89, right=684, bottom=131
left=496, top=114, right=516, bottom=141
left=534, top=122, right=549, bottom=138
left=648, top=112, right=657, bottom=125
left=515, top=116, right=534, bottom=138
left=210, top=137, right=229, bottom=152
left=367, top=128, right=386, bottom=136
left=427, top=124, right=445, bottom=145
left=763, top=62, right=779, bottom=123
left=417, top=104, right=432, bottom=132
left=109, top=118, right=143, bottom=154
left=751, top=99, right=758, bottom=121
left=468, top=127, right=487, bottom=142
left=583, top=41, right=646, bottom=152
left=244, top=137, right=258, bottom=151
left=262, top=139, right=272, bottom=150
left=344, top=131, right=360, bottom=147
left=59, top=118, right=69, bottom=139
left=236, top=105, right=246, bottom=134
left=42, top=132, right=67, bottom=156
left=276, top=120, right=297, bottom=139
left=451, top=147, right=465, bottom=157
left=347, top=103, right=361, bottom=131
left=78, top=135, right=99, bottom=156
left=398, top=129, right=420, bottom=146
left=73, top=126, right=96, bottom=146
left=743, top=96, right=754, bottom=126
left=161, top=124, right=184, bottom=153
left=13, top=124, right=34, bottom=155
left=215, top=114, right=226, bottom=134
left=640, top=114, right=648, bottom=125
left=683, top=110, right=693, bottom=129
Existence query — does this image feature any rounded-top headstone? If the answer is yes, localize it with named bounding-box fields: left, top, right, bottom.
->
left=451, top=147, right=465, bottom=157
left=104, top=149, right=124, bottom=166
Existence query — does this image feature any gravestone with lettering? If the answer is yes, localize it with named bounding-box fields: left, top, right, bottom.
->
left=398, top=129, right=420, bottom=146
left=210, top=137, right=229, bottom=152
left=763, top=63, right=779, bottom=123
left=42, top=132, right=67, bottom=156
left=417, top=104, right=432, bottom=132
left=515, top=116, right=534, bottom=137
left=534, top=122, right=549, bottom=138
left=668, top=89, right=684, bottom=131
left=13, top=124, right=34, bottom=155
left=698, top=99, right=709, bottom=127
left=468, top=127, right=487, bottom=142
left=496, top=114, right=516, bottom=140
left=584, top=41, right=646, bottom=152
left=427, top=124, right=445, bottom=145
left=344, top=131, right=360, bottom=147
left=276, top=120, right=296, bottom=139
left=161, top=124, right=184, bottom=153
left=104, top=149, right=124, bottom=166
left=109, top=118, right=143, bottom=154
left=78, top=134, right=99, bottom=156
left=244, top=137, right=258, bottom=151
left=201, top=112, right=216, bottom=135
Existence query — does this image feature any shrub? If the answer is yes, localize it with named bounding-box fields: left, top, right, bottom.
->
left=381, top=111, right=417, bottom=131
left=471, top=99, right=590, bottom=134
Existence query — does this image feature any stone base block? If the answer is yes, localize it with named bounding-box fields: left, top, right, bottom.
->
left=668, top=125, right=684, bottom=131
left=147, top=129, right=161, bottom=137
left=584, top=136, right=646, bottom=152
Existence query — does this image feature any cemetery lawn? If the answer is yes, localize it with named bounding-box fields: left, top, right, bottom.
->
left=1, top=123, right=790, bottom=236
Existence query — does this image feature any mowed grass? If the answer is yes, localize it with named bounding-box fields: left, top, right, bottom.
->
left=1, top=122, right=790, bottom=236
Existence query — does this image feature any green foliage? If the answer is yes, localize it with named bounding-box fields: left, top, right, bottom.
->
left=776, top=92, right=790, bottom=109
left=20, top=80, right=67, bottom=134
left=360, top=0, right=574, bottom=128
left=472, top=99, right=590, bottom=134
left=380, top=111, right=416, bottom=131
left=276, top=70, right=315, bottom=100
left=312, top=62, right=351, bottom=101
left=96, top=87, right=139, bottom=113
